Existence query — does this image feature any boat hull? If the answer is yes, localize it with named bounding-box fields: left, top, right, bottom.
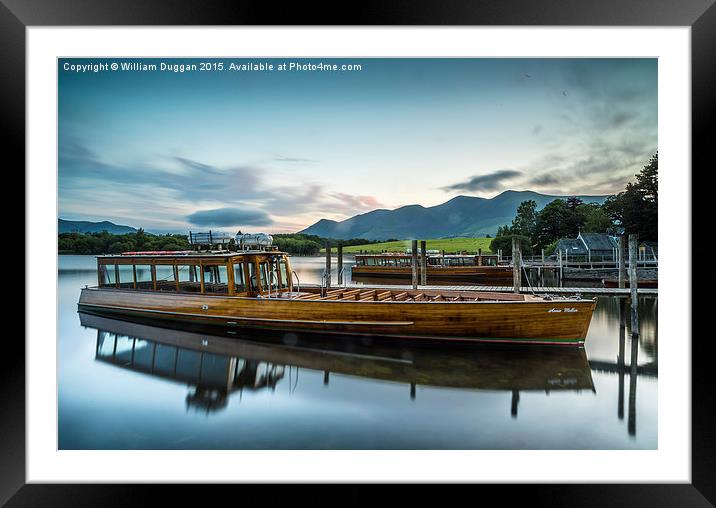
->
left=78, top=287, right=595, bottom=345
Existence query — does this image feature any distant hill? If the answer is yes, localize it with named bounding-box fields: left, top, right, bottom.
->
left=59, top=219, right=138, bottom=235
left=300, top=190, right=610, bottom=240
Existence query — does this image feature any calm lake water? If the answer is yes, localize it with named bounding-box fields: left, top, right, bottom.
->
left=58, top=255, right=657, bottom=449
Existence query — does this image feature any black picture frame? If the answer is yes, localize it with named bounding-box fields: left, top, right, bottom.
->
left=6, top=0, right=713, bottom=503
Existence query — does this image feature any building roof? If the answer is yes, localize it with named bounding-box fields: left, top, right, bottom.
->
left=555, top=238, right=587, bottom=255
left=578, top=233, right=618, bottom=251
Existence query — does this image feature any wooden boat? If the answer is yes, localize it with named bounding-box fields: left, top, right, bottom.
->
left=602, top=278, right=658, bottom=289
left=81, top=313, right=596, bottom=403
left=351, top=253, right=513, bottom=283
left=77, top=250, right=596, bottom=346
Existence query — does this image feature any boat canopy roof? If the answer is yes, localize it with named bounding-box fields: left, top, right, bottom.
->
left=97, top=250, right=288, bottom=261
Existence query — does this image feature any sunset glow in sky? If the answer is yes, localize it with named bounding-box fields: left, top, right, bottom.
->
left=59, top=58, right=657, bottom=233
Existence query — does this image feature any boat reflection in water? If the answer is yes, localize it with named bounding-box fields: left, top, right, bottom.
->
left=81, top=312, right=596, bottom=416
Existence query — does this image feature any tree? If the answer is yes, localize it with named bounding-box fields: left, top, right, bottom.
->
left=489, top=234, right=533, bottom=256
left=534, top=199, right=572, bottom=249
left=135, top=228, right=147, bottom=250
left=495, top=224, right=512, bottom=237
left=511, top=200, right=538, bottom=241
left=580, top=203, right=614, bottom=234
left=603, top=153, right=658, bottom=240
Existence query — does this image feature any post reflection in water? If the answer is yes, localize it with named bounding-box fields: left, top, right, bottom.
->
left=83, top=312, right=597, bottom=420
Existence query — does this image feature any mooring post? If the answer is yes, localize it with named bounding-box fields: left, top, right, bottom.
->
left=420, top=240, right=427, bottom=285
left=411, top=240, right=418, bottom=289
left=618, top=235, right=626, bottom=289
left=541, top=248, right=545, bottom=265
left=512, top=237, right=521, bottom=294
left=558, top=249, right=563, bottom=287
left=325, top=244, right=332, bottom=289
left=628, top=234, right=639, bottom=336
left=337, top=245, right=343, bottom=285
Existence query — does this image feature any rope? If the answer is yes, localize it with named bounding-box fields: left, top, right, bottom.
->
left=522, top=265, right=536, bottom=295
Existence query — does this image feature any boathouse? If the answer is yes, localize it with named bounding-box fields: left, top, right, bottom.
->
left=555, top=232, right=619, bottom=261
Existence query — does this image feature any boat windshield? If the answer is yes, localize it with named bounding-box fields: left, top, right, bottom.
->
left=96, top=253, right=291, bottom=296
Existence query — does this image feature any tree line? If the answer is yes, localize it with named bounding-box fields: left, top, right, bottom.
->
left=271, top=234, right=387, bottom=255
left=58, top=229, right=385, bottom=256
left=489, top=152, right=658, bottom=255
left=58, top=229, right=189, bottom=254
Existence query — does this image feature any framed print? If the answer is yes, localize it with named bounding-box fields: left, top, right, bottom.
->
left=6, top=0, right=714, bottom=503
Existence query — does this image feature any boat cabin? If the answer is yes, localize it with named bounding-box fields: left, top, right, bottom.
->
left=354, top=253, right=499, bottom=267
left=95, top=251, right=293, bottom=297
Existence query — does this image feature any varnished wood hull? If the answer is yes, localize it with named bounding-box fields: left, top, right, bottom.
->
left=351, top=265, right=513, bottom=282
left=78, top=287, right=595, bottom=345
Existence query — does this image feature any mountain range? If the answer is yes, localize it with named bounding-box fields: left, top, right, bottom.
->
left=59, top=219, right=138, bottom=235
left=300, top=190, right=610, bottom=240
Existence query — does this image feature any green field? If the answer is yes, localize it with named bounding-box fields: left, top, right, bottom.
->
left=330, top=237, right=494, bottom=254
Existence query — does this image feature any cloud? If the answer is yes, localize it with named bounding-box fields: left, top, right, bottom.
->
left=442, top=169, right=522, bottom=192
left=529, top=173, right=562, bottom=186
left=59, top=142, right=392, bottom=231
left=273, top=156, right=316, bottom=163
left=186, top=207, right=273, bottom=227
left=329, top=193, right=383, bottom=213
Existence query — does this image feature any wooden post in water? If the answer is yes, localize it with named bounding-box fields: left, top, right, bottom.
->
left=618, top=235, right=626, bottom=289
left=325, top=244, right=332, bottom=289
left=411, top=240, right=418, bottom=289
left=558, top=249, right=563, bottom=287
left=337, top=245, right=343, bottom=285
left=512, top=237, right=521, bottom=294
left=420, top=240, right=427, bottom=285
left=541, top=248, right=545, bottom=265
left=477, top=248, right=482, bottom=266
left=628, top=234, right=639, bottom=336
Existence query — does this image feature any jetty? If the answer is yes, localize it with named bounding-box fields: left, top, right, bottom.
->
left=323, top=236, right=658, bottom=297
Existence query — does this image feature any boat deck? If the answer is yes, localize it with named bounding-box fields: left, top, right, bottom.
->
left=274, top=287, right=533, bottom=302
left=324, top=283, right=658, bottom=296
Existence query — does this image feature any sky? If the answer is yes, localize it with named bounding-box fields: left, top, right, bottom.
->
left=58, top=58, right=657, bottom=234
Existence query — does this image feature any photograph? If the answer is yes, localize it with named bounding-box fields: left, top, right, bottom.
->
left=57, top=56, right=658, bottom=450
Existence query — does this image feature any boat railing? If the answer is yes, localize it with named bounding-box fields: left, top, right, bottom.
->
left=522, top=265, right=536, bottom=296
left=268, top=270, right=279, bottom=298
left=337, top=266, right=346, bottom=286
left=320, top=271, right=330, bottom=297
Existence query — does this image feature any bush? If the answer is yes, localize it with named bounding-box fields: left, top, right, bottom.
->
left=489, top=234, right=533, bottom=256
